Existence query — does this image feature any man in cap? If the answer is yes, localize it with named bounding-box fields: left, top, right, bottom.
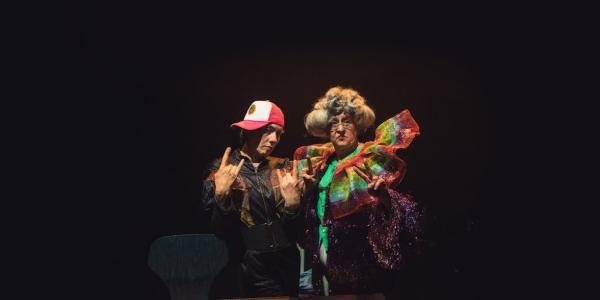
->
left=201, top=100, right=303, bottom=297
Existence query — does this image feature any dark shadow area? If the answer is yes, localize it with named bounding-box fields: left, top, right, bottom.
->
left=66, top=3, right=544, bottom=299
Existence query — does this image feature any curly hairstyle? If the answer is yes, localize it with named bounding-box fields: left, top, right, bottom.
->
left=304, top=86, right=376, bottom=138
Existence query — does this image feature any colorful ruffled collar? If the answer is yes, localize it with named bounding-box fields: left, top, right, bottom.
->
left=294, top=109, right=420, bottom=219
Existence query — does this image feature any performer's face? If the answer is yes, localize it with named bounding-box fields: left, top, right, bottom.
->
left=245, top=123, right=284, bottom=157
left=328, top=113, right=358, bottom=152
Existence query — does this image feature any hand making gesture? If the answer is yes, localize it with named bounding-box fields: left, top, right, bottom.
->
left=214, top=147, right=245, bottom=200
left=300, top=156, right=317, bottom=192
left=353, top=163, right=391, bottom=210
left=276, top=160, right=302, bottom=210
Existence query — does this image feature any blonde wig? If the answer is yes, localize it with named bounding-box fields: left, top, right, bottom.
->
left=304, top=86, right=376, bottom=138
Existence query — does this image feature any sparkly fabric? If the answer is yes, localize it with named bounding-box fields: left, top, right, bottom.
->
left=302, top=189, right=422, bottom=295
left=293, top=110, right=422, bottom=295
left=318, top=146, right=362, bottom=252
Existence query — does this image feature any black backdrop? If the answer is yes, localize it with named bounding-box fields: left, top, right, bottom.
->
left=66, top=3, right=546, bottom=300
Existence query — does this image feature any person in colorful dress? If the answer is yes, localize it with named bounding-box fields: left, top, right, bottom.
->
left=294, top=87, right=423, bottom=296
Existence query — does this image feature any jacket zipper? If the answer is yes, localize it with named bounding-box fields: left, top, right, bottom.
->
left=254, top=166, right=278, bottom=248
left=254, top=166, right=272, bottom=224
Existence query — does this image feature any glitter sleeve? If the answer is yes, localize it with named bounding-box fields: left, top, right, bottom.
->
left=367, top=189, right=422, bottom=270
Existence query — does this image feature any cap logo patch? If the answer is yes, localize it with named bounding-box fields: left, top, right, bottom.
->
left=248, top=104, right=256, bottom=115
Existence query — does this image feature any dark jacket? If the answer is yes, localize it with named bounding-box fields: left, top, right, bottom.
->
left=201, top=149, right=304, bottom=261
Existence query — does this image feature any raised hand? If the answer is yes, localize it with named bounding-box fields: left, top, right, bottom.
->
left=353, top=163, right=391, bottom=210
left=277, top=160, right=302, bottom=210
left=214, top=147, right=245, bottom=200
left=300, top=156, right=317, bottom=191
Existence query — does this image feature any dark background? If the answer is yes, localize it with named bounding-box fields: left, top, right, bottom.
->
left=61, top=3, right=556, bottom=299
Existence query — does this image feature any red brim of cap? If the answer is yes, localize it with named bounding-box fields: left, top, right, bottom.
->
left=230, top=120, right=270, bottom=130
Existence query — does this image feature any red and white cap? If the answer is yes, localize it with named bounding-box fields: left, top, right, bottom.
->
left=231, top=100, right=285, bottom=130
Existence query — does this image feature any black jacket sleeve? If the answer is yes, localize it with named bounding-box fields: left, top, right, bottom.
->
left=200, top=160, right=240, bottom=237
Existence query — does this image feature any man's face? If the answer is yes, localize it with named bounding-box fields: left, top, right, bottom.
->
left=328, top=112, right=358, bottom=151
left=246, top=123, right=284, bottom=157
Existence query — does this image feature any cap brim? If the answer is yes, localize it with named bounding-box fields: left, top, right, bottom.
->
left=231, top=120, right=270, bottom=130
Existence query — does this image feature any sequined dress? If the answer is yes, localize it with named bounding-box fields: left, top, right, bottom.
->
left=294, top=110, right=423, bottom=295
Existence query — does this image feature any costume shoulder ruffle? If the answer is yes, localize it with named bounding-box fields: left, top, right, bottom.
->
left=295, top=109, right=420, bottom=219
